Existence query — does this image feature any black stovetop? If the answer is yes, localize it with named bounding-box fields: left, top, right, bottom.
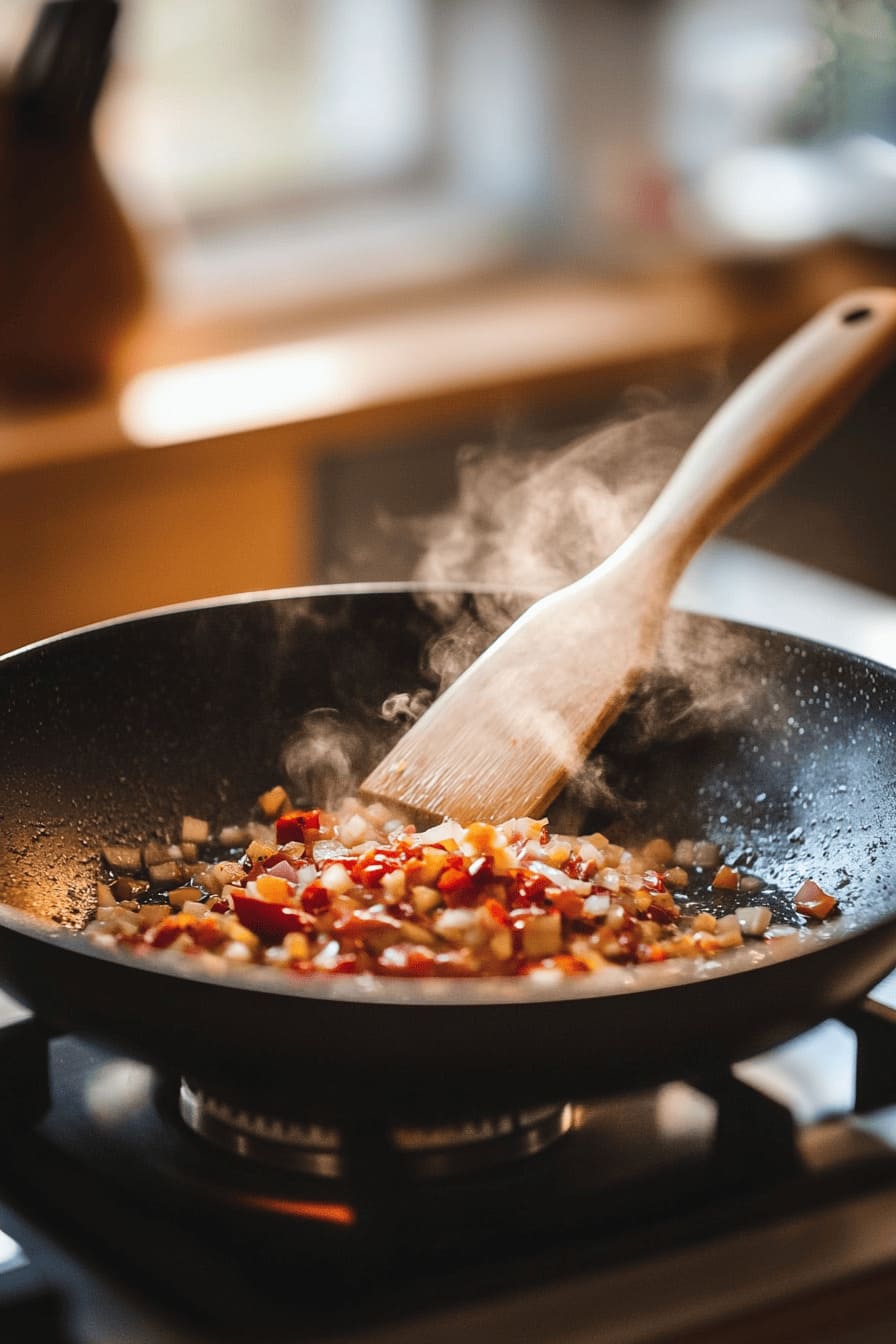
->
left=2, top=983, right=896, bottom=1344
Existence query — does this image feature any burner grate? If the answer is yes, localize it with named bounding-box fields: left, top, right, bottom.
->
left=4, top=998, right=896, bottom=1337
left=843, top=997, right=896, bottom=1113
left=0, top=995, right=49, bottom=1132
left=179, top=1078, right=577, bottom=1178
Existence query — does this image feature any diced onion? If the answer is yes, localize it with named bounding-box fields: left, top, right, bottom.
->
left=101, top=845, right=142, bottom=873
left=257, top=785, right=289, bottom=818
left=92, top=789, right=782, bottom=981
left=181, top=816, right=210, bottom=844
left=218, top=825, right=248, bottom=847
left=713, top=914, right=743, bottom=948
left=522, top=912, right=562, bottom=958
left=415, top=820, right=465, bottom=846
left=319, top=863, right=353, bottom=895
left=527, top=860, right=586, bottom=891
left=735, top=906, right=772, bottom=937
left=266, top=859, right=300, bottom=883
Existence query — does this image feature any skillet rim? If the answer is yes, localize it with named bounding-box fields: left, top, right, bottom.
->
left=5, top=576, right=896, bottom=677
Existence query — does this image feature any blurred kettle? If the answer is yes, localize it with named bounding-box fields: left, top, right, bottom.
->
left=0, top=0, right=147, bottom=403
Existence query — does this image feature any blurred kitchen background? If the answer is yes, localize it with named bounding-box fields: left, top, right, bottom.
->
left=2, top=0, right=896, bottom=654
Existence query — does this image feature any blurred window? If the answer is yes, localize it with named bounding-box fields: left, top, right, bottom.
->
left=657, top=0, right=896, bottom=249
left=2, top=0, right=432, bottom=227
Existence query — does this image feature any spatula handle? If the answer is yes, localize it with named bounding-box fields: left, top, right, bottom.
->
left=616, top=288, right=896, bottom=584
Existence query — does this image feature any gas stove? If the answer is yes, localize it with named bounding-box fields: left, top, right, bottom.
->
left=2, top=975, right=896, bottom=1344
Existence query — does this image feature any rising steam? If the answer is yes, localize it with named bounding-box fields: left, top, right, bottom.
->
left=281, top=709, right=364, bottom=811
left=382, top=389, right=767, bottom=819
left=416, top=393, right=698, bottom=593
left=284, top=386, right=770, bottom=820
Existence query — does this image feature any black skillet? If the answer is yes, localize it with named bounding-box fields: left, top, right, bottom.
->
left=0, top=586, right=894, bottom=1118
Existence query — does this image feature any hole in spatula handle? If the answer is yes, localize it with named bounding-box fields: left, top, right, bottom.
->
left=842, top=306, right=873, bottom=324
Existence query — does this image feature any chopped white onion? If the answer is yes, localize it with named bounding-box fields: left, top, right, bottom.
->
left=434, top=908, right=481, bottom=945
left=312, top=840, right=352, bottom=863
left=263, top=859, right=297, bottom=883
left=522, top=911, right=562, bottom=958
left=411, top=885, right=441, bottom=915
left=342, top=814, right=373, bottom=846
left=319, top=863, right=353, bottom=895
left=218, top=825, right=248, bottom=847
left=674, top=839, right=695, bottom=866
left=526, top=966, right=564, bottom=987
left=293, top=864, right=318, bottom=893
left=713, top=914, right=744, bottom=948
left=736, top=906, right=772, bottom=937
left=223, top=941, right=252, bottom=962
left=148, top=860, right=183, bottom=884
left=527, top=859, right=584, bottom=891
left=415, top=820, right=464, bottom=846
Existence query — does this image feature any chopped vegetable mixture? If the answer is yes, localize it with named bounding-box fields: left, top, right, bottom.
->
left=88, top=793, right=838, bottom=981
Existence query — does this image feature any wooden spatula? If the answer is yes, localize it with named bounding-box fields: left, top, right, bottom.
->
left=362, top=289, right=896, bottom=825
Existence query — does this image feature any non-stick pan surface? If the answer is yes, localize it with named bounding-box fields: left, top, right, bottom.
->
left=1, top=586, right=895, bottom=1116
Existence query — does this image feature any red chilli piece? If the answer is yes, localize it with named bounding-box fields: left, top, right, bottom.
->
left=262, top=850, right=302, bottom=872
left=562, top=855, right=597, bottom=882
left=509, top=872, right=552, bottom=909
left=549, top=889, right=586, bottom=920
left=352, top=849, right=404, bottom=888
left=231, top=892, right=314, bottom=941
left=328, top=954, right=361, bottom=975
left=148, top=917, right=186, bottom=950
left=645, top=901, right=676, bottom=926
left=437, top=857, right=478, bottom=906
left=795, top=880, right=838, bottom=920
left=147, top=913, right=222, bottom=951
left=188, top=920, right=225, bottom=950
left=300, top=882, right=331, bottom=915
left=484, top=897, right=510, bottom=927
left=275, top=810, right=321, bottom=845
